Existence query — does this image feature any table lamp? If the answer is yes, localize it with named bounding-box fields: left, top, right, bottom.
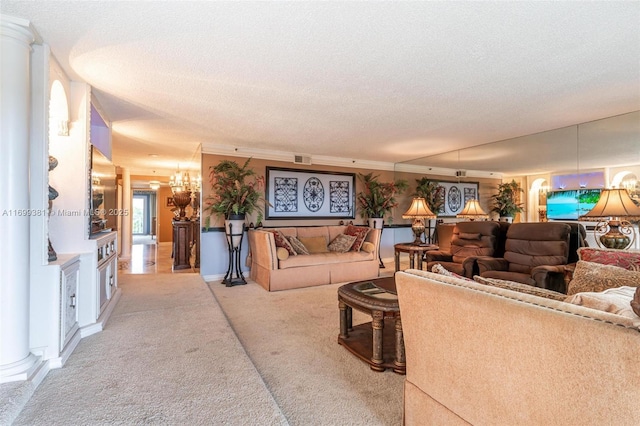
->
left=402, top=197, right=436, bottom=245
left=456, top=199, right=489, bottom=221
left=580, top=188, right=640, bottom=249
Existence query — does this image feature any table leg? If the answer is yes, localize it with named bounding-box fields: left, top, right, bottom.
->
left=393, top=316, right=406, bottom=374
left=339, top=300, right=349, bottom=339
left=346, top=305, right=353, bottom=331
left=409, top=252, right=415, bottom=269
left=417, top=252, right=423, bottom=270
left=371, top=310, right=385, bottom=371
left=394, top=250, right=400, bottom=271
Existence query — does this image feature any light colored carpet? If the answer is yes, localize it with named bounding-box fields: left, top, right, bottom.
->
left=12, top=273, right=287, bottom=425
left=208, top=280, right=404, bottom=426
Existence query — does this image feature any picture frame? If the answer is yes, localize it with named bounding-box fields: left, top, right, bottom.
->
left=435, top=181, right=480, bottom=217
left=266, top=167, right=356, bottom=219
left=166, top=196, right=175, bottom=207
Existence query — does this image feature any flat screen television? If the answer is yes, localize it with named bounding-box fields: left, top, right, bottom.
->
left=546, top=189, right=601, bottom=220
left=89, top=145, right=118, bottom=236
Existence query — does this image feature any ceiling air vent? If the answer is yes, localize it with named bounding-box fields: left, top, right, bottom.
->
left=294, top=155, right=312, bottom=165
left=456, top=170, right=467, bottom=177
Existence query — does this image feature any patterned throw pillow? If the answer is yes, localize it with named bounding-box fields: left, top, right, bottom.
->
left=564, top=286, right=639, bottom=319
left=473, top=275, right=567, bottom=301
left=566, top=260, right=640, bottom=296
left=287, top=235, right=310, bottom=255
left=328, top=234, right=357, bottom=253
left=269, top=230, right=296, bottom=256
left=431, top=264, right=473, bottom=282
left=344, top=225, right=370, bottom=251
left=578, top=247, right=640, bottom=271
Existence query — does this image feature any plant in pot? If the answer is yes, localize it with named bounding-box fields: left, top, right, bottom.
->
left=204, top=158, right=267, bottom=286
left=357, top=172, right=409, bottom=228
left=492, top=179, right=524, bottom=222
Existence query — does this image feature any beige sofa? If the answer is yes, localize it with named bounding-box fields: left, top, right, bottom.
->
left=248, top=225, right=380, bottom=291
left=396, top=268, right=640, bottom=425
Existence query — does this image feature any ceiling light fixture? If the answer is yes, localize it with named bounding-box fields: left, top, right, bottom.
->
left=149, top=181, right=160, bottom=190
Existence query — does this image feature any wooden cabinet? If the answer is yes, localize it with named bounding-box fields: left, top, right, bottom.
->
left=97, top=235, right=117, bottom=314
left=173, top=220, right=193, bottom=270
left=60, top=259, right=80, bottom=350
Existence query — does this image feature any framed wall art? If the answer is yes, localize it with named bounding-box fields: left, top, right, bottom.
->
left=435, top=181, right=480, bottom=217
left=266, top=167, right=355, bottom=219
left=166, top=196, right=175, bottom=207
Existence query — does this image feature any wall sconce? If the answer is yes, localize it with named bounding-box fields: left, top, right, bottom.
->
left=149, top=181, right=160, bottom=190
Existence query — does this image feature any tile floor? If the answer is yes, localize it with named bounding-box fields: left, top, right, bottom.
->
left=119, top=236, right=198, bottom=274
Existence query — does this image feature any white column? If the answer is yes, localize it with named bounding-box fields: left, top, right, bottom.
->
left=0, top=16, right=39, bottom=381
left=120, top=168, right=132, bottom=260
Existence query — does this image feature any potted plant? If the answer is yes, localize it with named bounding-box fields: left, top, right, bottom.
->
left=204, top=158, right=266, bottom=241
left=357, top=172, right=408, bottom=228
left=492, top=179, right=524, bottom=222
left=414, top=177, right=444, bottom=215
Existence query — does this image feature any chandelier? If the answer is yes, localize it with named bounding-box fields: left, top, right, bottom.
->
left=169, top=167, right=201, bottom=194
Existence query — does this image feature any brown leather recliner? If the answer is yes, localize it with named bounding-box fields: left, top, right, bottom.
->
left=425, top=221, right=501, bottom=278
left=476, top=222, right=571, bottom=293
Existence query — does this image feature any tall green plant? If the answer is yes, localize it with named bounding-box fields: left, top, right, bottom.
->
left=204, top=158, right=266, bottom=224
left=414, top=177, right=444, bottom=215
left=492, top=179, right=524, bottom=217
left=356, top=173, right=408, bottom=222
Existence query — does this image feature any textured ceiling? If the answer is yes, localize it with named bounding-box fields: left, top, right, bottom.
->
left=2, top=1, right=639, bottom=177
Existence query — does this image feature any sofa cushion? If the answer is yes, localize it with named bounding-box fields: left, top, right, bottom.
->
left=287, top=235, right=310, bottom=255
left=270, top=230, right=296, bottom=256
left=344, top=225, right=370, bottom=251
left=577, top=247, right=640, bottom=271
left=481, top=270, right=536, bottom=286
left=362, top=241, right=375, bottom=253
left=431, top=263, right=471, bottom=281
left=328, top=234, right=357, bottom=253
left=278, top=251, right=373, bottom=269
left=298, top=236, right=329, bottom=254
left=473, top=276, right=566, bottom=301
left=567, top=260, right=640, bottom=296
left=565, top=286, right=640, bottom=320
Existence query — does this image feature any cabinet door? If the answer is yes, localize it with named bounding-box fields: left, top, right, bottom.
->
left=61, top=261, right=80, bottom=348
left=97, top=261, right=109, bottom=314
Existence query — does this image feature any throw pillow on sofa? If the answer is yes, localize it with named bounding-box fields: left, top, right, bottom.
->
left=287, top=235, right=310, bottom=255
left=566, top=260, right=640, bottom=296
left=344, top=225, right=370, bottom=251
left=269, top=230, right=296, bottom=256
left=328, top=234, right=357, bottom=253
left=298, top=236, right=329, bottom=254
left=577, top=247, right=640, bottom=271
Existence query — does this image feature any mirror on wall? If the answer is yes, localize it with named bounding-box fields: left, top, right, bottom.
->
left=392, top=110, right=640, bottom=246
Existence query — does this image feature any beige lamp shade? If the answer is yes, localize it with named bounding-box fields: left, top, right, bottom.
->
left=402, top=197, right=436, bottom=219
left=580, top=188, right=640, bottom=219
left=457, top=199, right=489, bottom=220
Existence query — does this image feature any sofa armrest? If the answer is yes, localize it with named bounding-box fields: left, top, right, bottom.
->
left=364, top=228, right=381, bottom=258
left=476, top=257, right=508, bottom=274
left=460, top=256, right=481, bottom=278
left=424, top=251, right=453, bottom=262
left=248, top=229, right=278, bottom=270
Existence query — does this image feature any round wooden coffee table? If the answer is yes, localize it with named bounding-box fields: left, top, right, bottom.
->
left=337, top=277, right=405, bottom=374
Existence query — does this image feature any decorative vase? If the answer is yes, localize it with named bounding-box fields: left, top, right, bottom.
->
left=499, top=216, right=513, bottom=223
left=172, top=191, right=192, bottom=220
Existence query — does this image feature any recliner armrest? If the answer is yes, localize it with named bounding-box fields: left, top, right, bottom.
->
left=477, top=257, right=508, bottom=274
left=424, top=251, right=453, bottom=262
left=531, top=265, right=567, bottom=293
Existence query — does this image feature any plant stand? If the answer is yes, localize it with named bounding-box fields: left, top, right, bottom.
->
left=368, top=218, right=385, bottom=268
left=222, top=220, right=247, bottom=287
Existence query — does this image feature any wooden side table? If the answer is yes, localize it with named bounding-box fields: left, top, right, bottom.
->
left=394, top=243, right=438, bottom=271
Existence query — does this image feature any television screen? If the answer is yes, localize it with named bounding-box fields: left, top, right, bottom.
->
left=546, top=189, right=601, bottom=220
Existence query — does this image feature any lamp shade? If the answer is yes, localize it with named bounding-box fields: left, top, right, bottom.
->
left=580, top=188, right=640, bottom=219
left=457, top=199, right=489, bottom=220
left=403, top=197, right=436, bottom=219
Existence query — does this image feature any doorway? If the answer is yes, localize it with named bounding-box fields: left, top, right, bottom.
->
left=132, top=191, right=157, bottom=244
